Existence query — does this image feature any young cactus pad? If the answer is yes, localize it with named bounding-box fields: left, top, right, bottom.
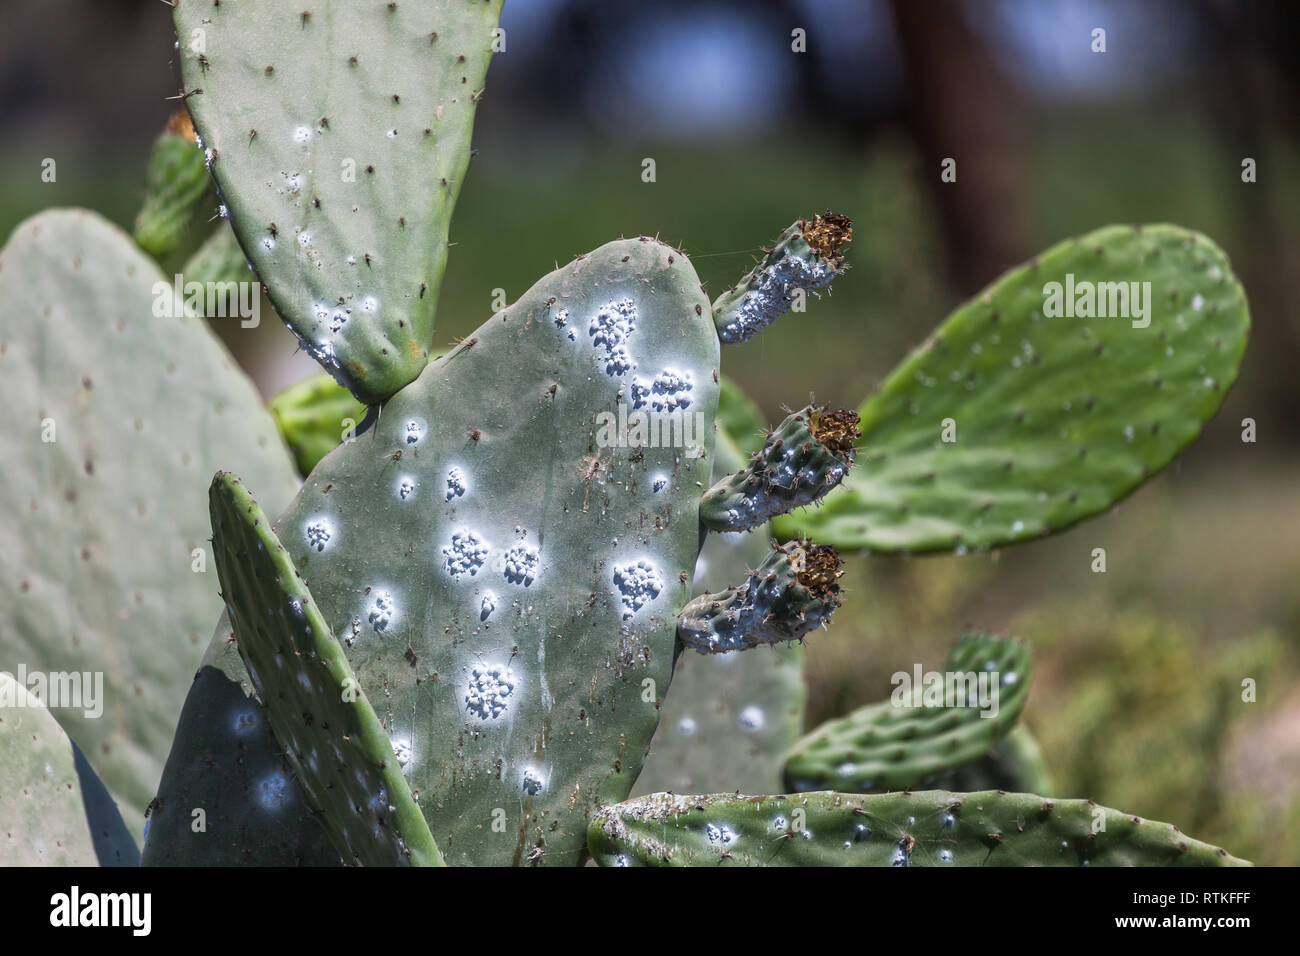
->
left=783, top=632, right=1031, bottom=793
left=0, top=209, right=299, bottom=828
left=209, top=473, right=441, bottom=866
left=774, top=224, right=1250, bottom=552
left=268, top=372, right=367, bottom=477
left=0, top=674, right=139, bottom=866
left=588, top=790, right=1251, bottom=866
left=173, top=0, right=504, bottom=403
left=153, top=237, right=727, bottom=865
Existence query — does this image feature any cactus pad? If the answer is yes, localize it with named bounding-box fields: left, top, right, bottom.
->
left=0, top=209, right=299, bottom=828
left=268, top=372, right=367, bottom=477
left=775, top=224, right=1249, bottom=552
left=209, top=472, right=441, bottom=866
left=141, top=613, right=343, bottom=866
left=154, top=237, right=720, bottom=865
left=635, top=421, right=806, bottom=796
left=174, top=0, right=503, bottom=403
left=588, top=789, right=1251, bottom=866
left=783, top=632, right=1030, bottom=792
left=0, top=673, right=139, bottom=866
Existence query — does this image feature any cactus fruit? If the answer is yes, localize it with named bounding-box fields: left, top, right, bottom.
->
left=677, top=538, right=844, bottom=654
left=268, top=372, right=367, bottom=477
left=173, top=0, right=504, bottom=404
left=0, top=210, right=299, bottom=830
left=208, top=473, right=442, bottom=866
left=0, top=673, right=139, bottom=866
left=783, top=632, right=1030, bottom=792
left=774, top=224, right=1250, bottom=552
left=133, top=110, right=215, bottom=266
left=588, top=789, right=1251, bottom=866
left=713, top=213, right=853, bottom=344
left=700, top=404, right=859, bottom=532
left=636, top=394, right=806, bottom=795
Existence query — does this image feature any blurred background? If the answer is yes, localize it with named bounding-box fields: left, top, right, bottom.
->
left=2, top=0, right=1297, bottom=863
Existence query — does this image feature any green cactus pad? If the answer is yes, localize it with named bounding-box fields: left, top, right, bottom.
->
left=678, top=539, right=843, bottom=653
left=774, top=224, right=1249, bottom=552
left=713, top=213, right=853, bottom=344
left=635, top=428, right=806, bottom=796
left=141, top=612, right=343, bottom=866
left=0, top=209, right=299, bottom=831
left=783, top=632, right=1030, bottom=793
left=209, top=472, right=441, bottom=866
left=134, top=110, right=215, bottom=265
left=174, top=0, right=503, bottom=404
left=588, top=789, right=1251, bottom=866
left=701, top=404, right=858, bottom=532
left=0, top=673, right=139, bottom=866
left=269, top=373, right=368, bottom=477
left=154, top=237, right=720, bottom=866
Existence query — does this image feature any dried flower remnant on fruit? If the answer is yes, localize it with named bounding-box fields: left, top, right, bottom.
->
left=810, top=406, right=860, bottom=458
left=800, top=212, right=853, bottom=266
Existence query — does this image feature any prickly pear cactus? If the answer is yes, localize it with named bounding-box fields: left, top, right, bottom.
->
left=268, top=372, right=367, bottom=477
left=152, top=237, right=724, bottom=865
left=0, top=674, right=139, bottom=866
left=783, top=632, right=1030, bottom=793
left=635, top=386, right=806, bottom=795
left=173, top=0, right=503, bottom=403
left=209, top=473, right=441, bottom=865
left=588, top=790, right=1251, bottom=866
left=0, top=210, right=300, bottom=830
left=776, top=224, right=1250, bottom=551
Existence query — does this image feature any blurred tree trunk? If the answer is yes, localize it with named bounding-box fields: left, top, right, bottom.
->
left=1197, top=0, right=1300, bottom=439
left=887, top=0, right=1028, bottom=294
